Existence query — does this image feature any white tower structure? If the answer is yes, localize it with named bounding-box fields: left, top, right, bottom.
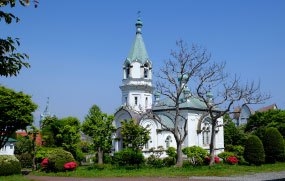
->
left=120, top=18, right=154, bottom=112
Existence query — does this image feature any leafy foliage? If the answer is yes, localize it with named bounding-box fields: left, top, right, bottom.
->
left=263, top=127, right=285, bottom=163
left=224, top=121, right=247, bottom=146
left=14, top=135, right=33, bottom=155
left=0, top=0, right=39, bottom=76
left=82, top=105, right=115, bottom=164
left=245, top=110, right=285, bottom=137
left=46, top=149, right=75, bottom=172
left=244, top=135, right=265, bottom=166
left=113, top=148, right=145, bottom=167
left=217, top=152, right=235, bottom=162
left=41, top=116, right=82, bottom=161
left=120, top=119, right=150, bottom=152
left=36, top=147, right=61, bottom=164
left=0, top=155, right=21, bottom=176
left=182, top=146, right=208, bottom=166
left=0, top=86, right=37, bottom=149
left=16, top=152, right=32, bottom=168
left=77, top=141, right=91, bottom=153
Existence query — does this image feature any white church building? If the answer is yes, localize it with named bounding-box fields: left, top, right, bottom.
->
left=113, top=18, right=224, bottom=156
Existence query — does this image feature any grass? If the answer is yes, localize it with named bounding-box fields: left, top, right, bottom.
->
left=29, top=162, right=285, bottom=178
left=0, top=174, right=35, bottom=181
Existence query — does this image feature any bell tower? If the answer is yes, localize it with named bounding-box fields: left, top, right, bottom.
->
left=120, top=17, right=154, bottom=112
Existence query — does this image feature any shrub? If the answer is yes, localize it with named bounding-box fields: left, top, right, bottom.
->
left=236, top=155, right=249, bottom=165
left=163, top=156, right=176, bottom=167
left=166, top=147, right=177, bottom=158
left=55, top=159, right=67, bottom=172
left=113, top=148, right=145, bottom=167
left=227, top=157, right=238, bottom=164
left=217, top=152, right=235, bottom=162
left=146, top=155, right=163, bottom=168
left=77, top=141, right=91, bottom=153
left=182, top=146, right=208, bottom=166
left=244, top=135, right=265, bottom=166
left=263, top=127, right=285, bottom=163
left=46, top=149, right=75, bottom=172
left=232, top=145, right=244, bottom=155
left=0, top=155, right=21, bottom=176
left=36, top=147, right=61, bottom=163
left=16, top=152, right=33, bottom=168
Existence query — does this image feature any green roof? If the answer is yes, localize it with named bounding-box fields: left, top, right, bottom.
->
left=126, top=19, right=150, bottom=65
left=153, top=93, right=221, bottom=111
left=0, top=137, right=17, bottom=142
left=157, top=114, right=174, bottom=129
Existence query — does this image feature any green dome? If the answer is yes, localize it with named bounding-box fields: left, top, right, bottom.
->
left=178, top=74, right=189, bottom=81
left=154, top=92, right=161, bottom=97
left=206, top=92, right=214, bottom=98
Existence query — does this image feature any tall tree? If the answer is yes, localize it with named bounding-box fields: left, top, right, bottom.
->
left=0, top=86, right=38, bottom=149
left=194, top=50, right=269, bottom=166
left=0, top=0, right=39, bottom=76
left=82, top=105, right=115, bottom=165
left=120, top=119, right=150, bottom=152
left=142, top=40, right=210, bottom=167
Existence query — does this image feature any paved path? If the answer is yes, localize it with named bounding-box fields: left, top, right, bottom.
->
left=25, top=171, right=285, bottom=181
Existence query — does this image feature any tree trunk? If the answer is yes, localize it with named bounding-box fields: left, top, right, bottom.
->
left=209, top=123, right=216, bottom=166
left=98, top=147, right=103, bottom=165
left=32, top=133, right=37, bottom=171
left=175, top=142, right=183, bottom=167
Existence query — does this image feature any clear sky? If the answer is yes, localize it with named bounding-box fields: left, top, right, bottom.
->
left=1, top=0, right=284, bottom=127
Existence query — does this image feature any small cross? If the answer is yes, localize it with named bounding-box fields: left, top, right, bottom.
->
left=137, top=10, right=141, bottom=19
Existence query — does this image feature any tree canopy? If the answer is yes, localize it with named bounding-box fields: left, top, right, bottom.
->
left=0, top=0, right=39, bottom=76
left=120, top=119, right=150, bottom=152
left=245, top=109, right=285, bottom=137
left=82, top=105, right=115, bottom=164
left=0, top=86, right=38, bottom=149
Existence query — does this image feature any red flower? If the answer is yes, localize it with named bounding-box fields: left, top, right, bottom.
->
left=40, top=158, right=48, bottom=168
left=204, top=156, right=219, bottom=163
left=64, top=162, right=78, bottom=170
left=227, top=157, right=238, bottom=164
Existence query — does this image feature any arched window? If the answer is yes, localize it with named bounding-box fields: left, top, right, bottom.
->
left=165, top=136, right=172, bottom=148
left=145, top=136, right=151, bottom=149
left=202, top=121, right=211, bottom=145
left=144, top=64, right=149, bottom=78
left=126, top=63, right=130, bottom=78
left=145, top=97, right=148, bottom=108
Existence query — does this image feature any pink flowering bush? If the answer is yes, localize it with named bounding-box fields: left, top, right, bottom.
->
left=204, top=156, right=220, bottom=164
left=64, top=162, right=78, bottom=170
left=227, top=156, right=238, bottom=164
left=40, top=158, right=48, bottom=168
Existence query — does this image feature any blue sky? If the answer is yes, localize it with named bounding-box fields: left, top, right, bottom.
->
left=1, top=0, right=284, bottom=127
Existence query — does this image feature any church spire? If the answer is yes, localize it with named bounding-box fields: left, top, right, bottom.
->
left=126, top=15, right=150, bottom=65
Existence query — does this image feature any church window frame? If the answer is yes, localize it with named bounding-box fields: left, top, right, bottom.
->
left=125, top=63, right=131, bottom=79
left=202, top=118, right=211, bottom=146
left=165, top=135, right=172, bottom=149
left=145, top=97, right=148, bottom=108
left=135, top=96, right=138, bottom=105
left=144, top=63, right=149, bottom=78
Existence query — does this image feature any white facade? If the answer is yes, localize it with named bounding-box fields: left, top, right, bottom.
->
left=0, top=141, right=15, bottom=155
left=113, top=18, right=224, bottom=157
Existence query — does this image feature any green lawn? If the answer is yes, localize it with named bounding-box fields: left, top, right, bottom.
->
left=0, top=174, right=35, bottom=181
left=29, top=162, right=285, bottom=178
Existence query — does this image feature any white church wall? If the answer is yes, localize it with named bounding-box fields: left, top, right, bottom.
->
left=131, top=62, right=141, bottom=78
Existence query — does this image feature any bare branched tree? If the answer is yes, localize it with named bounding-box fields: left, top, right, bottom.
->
left=141, top=40, right=210, bottom=167
left=196, top=61, right=270, bottom=165
left=140, top=40, right=270, bottom=167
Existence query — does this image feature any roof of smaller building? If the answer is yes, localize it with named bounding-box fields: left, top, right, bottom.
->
left=257, top=104, right=278, bottom=112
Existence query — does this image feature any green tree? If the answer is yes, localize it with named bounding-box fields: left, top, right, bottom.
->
left=0, top=0, right=39, bottom=77
left=120, top=119, right=150, bottom=152
left=14, top=135, right=32, bottom=155
left=82, top=105, right=115, bottom=165
left=263, top=127, right=285, bottom=163
left=244, top=135, right=265, bottom=166
left=0, top=86, right=37, bottom=149
left=224, top=121, right=247, bottom=146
